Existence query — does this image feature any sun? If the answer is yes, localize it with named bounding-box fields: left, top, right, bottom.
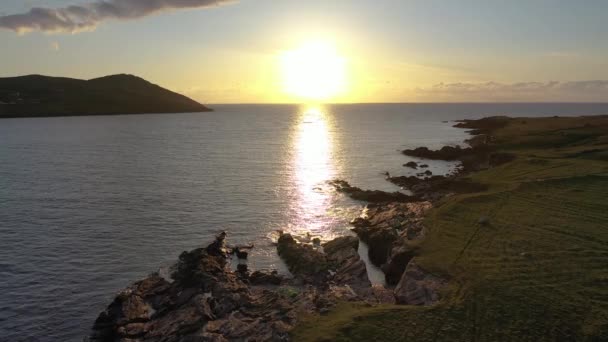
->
left=280, top=40, right=347, bottom=100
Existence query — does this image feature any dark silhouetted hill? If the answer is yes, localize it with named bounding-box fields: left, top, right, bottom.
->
left=0, top=74, right=211, bottom=118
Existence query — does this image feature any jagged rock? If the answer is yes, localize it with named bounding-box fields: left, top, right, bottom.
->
left=382, top=245, right=416, bottom=285
left=402, top=145, right=474, bottom=161
left=276, top=233, right=329, bottom=280
left=394, top=260, right=446, bottom=305
left=350, top=216, right=369, bottom=228
left=235, top=248, right=248, bottom=259
left=249, top=270, right=283, bottom=285
left=404, top=161, right=418, bottom=169
left=90, top=234, right=300, bottom=341
left=277, top=233, right=370, bottom=292
left=370, top=284, right=396, bottom=304
left=323, top=236, right=359, bottom=263
left=207, top=231, right=229, bottom=257
left=351, top=202, right=431, bottom=269
left=323, top=236, right=370, bottom=291
left=353, top=225, right=398, bottom=266
left=236, top=263, right=248, bottom=274
left=329, top=179, right=418, bottom=203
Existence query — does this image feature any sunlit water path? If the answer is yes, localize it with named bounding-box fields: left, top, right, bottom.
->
left=2, top=103, right=608, bottom=340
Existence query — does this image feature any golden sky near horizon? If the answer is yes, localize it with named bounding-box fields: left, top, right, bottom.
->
left=2, top=1, right=608, bottom=103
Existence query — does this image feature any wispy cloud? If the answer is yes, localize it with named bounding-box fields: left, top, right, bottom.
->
left=0, top=0, right=235, bottom=34
left=413, top=81, right=608, bottom=102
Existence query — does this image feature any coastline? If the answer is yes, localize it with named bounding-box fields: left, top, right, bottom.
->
left=89, top=115, right=608, bottom=341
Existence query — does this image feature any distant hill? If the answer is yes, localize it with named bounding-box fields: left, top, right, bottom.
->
left=0, top=74, right=211, bottom=118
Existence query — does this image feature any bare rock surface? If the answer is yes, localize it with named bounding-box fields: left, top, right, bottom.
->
left=394, top=260, right=447, bottom=305
left=91, top=232, right=397, bottom=341
left=90, top=234, right=300, bottom=342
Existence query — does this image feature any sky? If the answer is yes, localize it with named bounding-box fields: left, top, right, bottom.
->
left=1, top=0, right=608, bottom=103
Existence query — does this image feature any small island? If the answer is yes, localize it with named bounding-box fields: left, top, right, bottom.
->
left=0, top=74, right=211, bottom=118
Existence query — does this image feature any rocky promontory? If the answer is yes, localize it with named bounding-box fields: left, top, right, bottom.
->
left=89, top=231, right=398, bottom=341
left=89, top=117, right=515, bottom=341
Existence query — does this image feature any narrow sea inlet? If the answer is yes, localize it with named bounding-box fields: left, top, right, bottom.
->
left=1, top=103, right=607, bottom=340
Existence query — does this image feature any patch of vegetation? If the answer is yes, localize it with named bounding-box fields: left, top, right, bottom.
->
left=292, top=116, right=608, bottom=341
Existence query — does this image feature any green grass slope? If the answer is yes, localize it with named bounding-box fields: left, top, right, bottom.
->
left=0, top=74, right=211, bottom=118
left=293, top=116, right=608, bottom=341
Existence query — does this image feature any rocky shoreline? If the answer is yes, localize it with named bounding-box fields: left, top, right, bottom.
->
left=89, top=117, right=506, bottom=341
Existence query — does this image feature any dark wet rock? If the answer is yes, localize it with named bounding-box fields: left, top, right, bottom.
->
left=403, top=141, right=495, bottom=173
left=402, top=145, right=475, bottom=161
left=235, top=248, right=248, bottom=259
left=420, top=164, right=429, bottom=168
left=249, top=270, right=284, bottom=286
left=394, top=260, right=446, bottom=305
left=382, top=245, right=417, bottom=286
left=353, top=225, right=398, bottom=267
left=277, top=233, right=329, bottom=280
left=350, top=217, right=369, bottom=228
left=206, top=231, right=229, bottom=257
left=424, top=170, right=432, bottom=176
left=236, top=263, right=248, bottom=274
left=329, top=179, right=418, bottom=203
left=349, top=202, right=431, bottom=286
left=404, top=161, right=418, bottom=169
left=277, top=233, right=370, bottom=293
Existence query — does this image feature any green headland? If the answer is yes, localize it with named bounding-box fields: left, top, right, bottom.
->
left=293, top=115, right=608, bottom=341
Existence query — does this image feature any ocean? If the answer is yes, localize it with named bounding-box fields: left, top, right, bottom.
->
left=1, top=103, right=607, bottom=341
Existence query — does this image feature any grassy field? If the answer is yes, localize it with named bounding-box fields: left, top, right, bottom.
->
left=292, top=116, right=608, bottom=341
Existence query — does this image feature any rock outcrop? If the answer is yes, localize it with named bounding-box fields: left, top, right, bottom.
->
left=350, top=202, right=432, bottom=286
left=394, top=260, right=446, bottom=305
left=329, top=179, right=418, bottom=203
left=91, top=231, right=398, bottom=341
left=388, top=175, right=488, bottom=202
left=90, top=235, right=298, bottom=341
left=276, top=233, right=370, bottom=293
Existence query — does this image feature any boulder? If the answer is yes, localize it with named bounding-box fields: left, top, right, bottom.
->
left=235, top=248, right=248, bottom=259
left=404, top=161, right=418, bottom=169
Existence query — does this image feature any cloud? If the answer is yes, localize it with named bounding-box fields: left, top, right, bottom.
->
left=413, top=80, right=608, bottom=102
left=0, top=0, right=234, bottom=34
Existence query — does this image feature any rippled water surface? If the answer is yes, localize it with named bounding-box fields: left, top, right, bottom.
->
left=1, top=103, right=607, bottom=341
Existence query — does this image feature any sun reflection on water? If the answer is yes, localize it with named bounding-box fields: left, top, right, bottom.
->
left=288, top=106, right=339, bottom=239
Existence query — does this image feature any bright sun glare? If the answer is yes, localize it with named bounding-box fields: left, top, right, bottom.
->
left=280, top=41, right=347, bottom=100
